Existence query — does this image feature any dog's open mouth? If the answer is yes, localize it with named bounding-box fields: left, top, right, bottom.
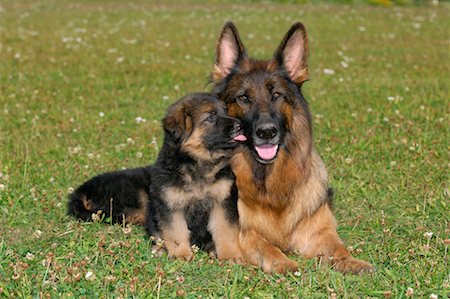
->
left=254, top=144, right=279, bottom=161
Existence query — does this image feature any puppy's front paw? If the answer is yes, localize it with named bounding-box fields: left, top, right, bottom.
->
left=168, top=244, right=193, bottom=261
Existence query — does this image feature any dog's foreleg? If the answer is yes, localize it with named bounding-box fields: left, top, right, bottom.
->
left=292, top=203, right=374, bottom=274
left=239, top=227, right=298, bottom=273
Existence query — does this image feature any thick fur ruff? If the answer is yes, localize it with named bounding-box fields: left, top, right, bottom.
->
left=211, top=22, right=374, bottom=274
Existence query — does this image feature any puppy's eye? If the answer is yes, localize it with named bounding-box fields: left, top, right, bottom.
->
left=237, top=95, right=250, bottom=104
left=272, top=92, right=282, bottom=99
left=205, top=114, right=217, bottom=123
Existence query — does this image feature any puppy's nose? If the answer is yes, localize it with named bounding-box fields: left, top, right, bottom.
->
left=256, top=123, right=278, bottom=140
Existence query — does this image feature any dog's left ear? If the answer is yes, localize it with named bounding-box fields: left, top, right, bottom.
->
left=273, top=22, right=309, bottom=84
left=163, top=99, right=193, bottom=140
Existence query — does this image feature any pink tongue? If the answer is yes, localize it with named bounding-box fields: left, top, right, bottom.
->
left=233, top=134, right=247, bottom=142
left=255, top=144, right=278, bottom=160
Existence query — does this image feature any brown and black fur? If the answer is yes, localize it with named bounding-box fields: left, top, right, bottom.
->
left=68, top=93, right=243, bottom=261
left=67, top=167, right=151, bottom=225
left=211, top=22, right=374, bottom=274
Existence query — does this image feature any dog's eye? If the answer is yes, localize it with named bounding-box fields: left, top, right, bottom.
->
left=205, top=114, right=217, bottom=123
left=272, top=92, right=282, bottom=99
left=237, top=95, right=250, bottom=104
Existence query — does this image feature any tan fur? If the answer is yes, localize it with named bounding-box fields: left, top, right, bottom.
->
left=163, top=178, right=233, bottom=210
left=234, top=144, right=373, bottom=274
left=158, top=96, right=242, bottom=262
left=123, top=190, right=148, bottom=225
left=161, top=211, right=192, bottom=260
left=181, top=128, right=227, bottom=162
left=81, top=196, right=93, bottom=210
left=212, top=21, right=374, bottom=274
left=208, top=204, right=242, bottom=262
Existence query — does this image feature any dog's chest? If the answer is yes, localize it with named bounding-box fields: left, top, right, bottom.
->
left=163, top=178, right=233, bottom=210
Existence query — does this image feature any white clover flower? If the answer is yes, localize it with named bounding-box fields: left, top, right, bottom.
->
left=85, top=271, right=96, bottom=281
left=191, top=244, right=199, bottom=253
left=33, top=230, right=42, bottom=239
left=26, top=252, right=35, bottom=260
left=323, top=68, right=335, bottom=75
left=135, top=116, right=147, bottom=124
left=406, top=287, right=414, bottom=296
left=91, top=213, right=101, bottom=223
left=423, top=231, right=433, bottom=239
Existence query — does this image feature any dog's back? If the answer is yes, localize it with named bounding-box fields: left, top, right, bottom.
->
left=67, top=166, right=153, bottom=224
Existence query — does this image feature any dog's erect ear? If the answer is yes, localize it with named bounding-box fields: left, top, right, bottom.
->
left=273, top=22, right=308, bottom=84
left=213, top=21, right=246, bottom=81
left=163, top=100, right=192, bottom=140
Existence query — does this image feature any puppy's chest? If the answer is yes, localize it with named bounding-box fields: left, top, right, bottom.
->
left=163, top=177, right=233, bottom=210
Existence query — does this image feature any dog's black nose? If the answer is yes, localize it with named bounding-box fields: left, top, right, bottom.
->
left=256, top=123, right=278, bottom=140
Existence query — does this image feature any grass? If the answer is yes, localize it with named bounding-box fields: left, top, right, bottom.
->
left=0, top=0, right=448, bottom=297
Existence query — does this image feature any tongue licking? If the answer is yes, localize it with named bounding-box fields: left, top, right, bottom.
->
left=255, top=144, right=278, bottom=161
left=233, top=134, right=247, bottom=142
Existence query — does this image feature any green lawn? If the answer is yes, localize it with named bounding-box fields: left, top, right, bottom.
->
left=0, top=1, right=448, bottom=297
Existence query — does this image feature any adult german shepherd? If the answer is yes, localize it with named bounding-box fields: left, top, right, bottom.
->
left=68, top=93, right=245, bottom=261
left=211, top=22, right=374, bottom=274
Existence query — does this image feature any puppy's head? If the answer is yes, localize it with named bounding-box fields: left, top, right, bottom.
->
left=163, top=93, right=246, bottom=161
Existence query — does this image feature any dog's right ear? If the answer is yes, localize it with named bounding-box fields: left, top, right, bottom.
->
left=213, top=21, right=246, bottom=82
left=163, top=100, right=192, bottom=140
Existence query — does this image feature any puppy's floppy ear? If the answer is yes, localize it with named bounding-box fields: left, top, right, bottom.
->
left=213, top=21, right=246, bottom=82
left=272, top=22, right=309, bottom=84
left=163, top=99, right=192, bottom=140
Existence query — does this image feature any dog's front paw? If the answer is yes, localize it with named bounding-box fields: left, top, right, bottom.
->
left=168, top=244, right=193, bottom=261
left=264, top=256, right=298, bottom=274
left=332, top=257, right=374, bottom=275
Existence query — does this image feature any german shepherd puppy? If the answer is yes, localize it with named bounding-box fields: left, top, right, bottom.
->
left=211, top=22, right=374, bottom=274
left=68, top=93, right=245, bottom=261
